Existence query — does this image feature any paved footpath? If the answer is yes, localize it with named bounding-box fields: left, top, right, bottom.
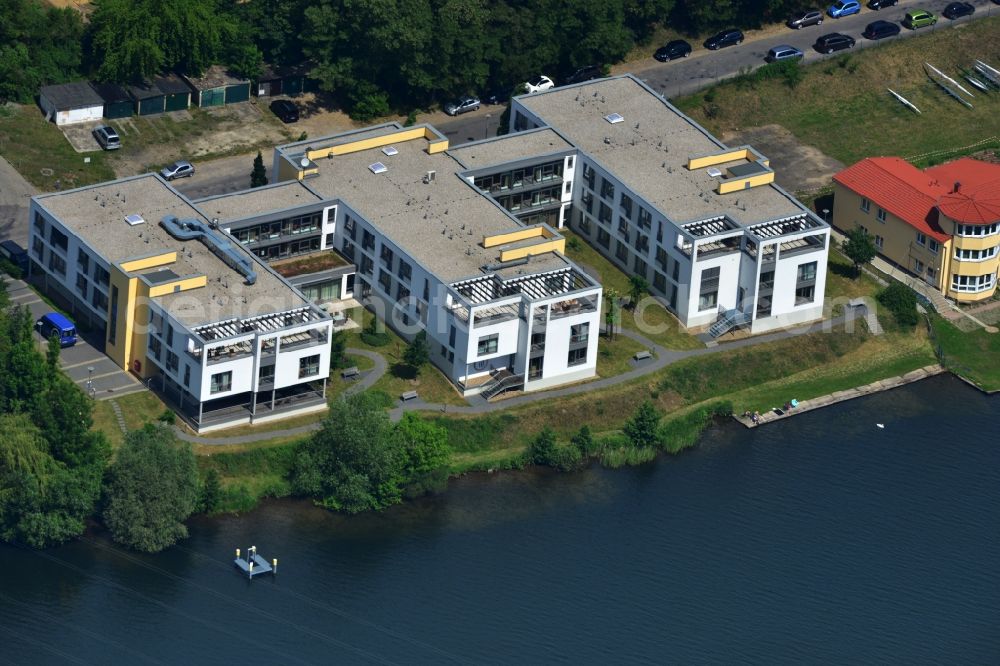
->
left=180, top=311, right=860, bottom=446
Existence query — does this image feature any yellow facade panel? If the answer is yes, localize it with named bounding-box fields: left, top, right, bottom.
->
left=148, top=274, right=208, bottom=297
left=120, top=252, right=177, bottom=272
left=717, top=172, right=774, bottom=194
left=499, top=239, right=565, bottom=262
left=483, top=227, right=547, bottom=248
left=688, top=149, right=749, bottom=170
left=952, top=235, right=1000, bottom=252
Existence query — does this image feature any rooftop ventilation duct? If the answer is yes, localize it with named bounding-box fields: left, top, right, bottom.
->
left=160, top=215, right=258, bottom=285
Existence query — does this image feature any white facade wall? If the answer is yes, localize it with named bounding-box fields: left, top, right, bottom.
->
left=40, top=96, right=103, bottom=126
left=753, top=246, right=828, bottom=333
left=320, top=204, right=338, bottom=250
left=684, top=249, right=743, bottom=329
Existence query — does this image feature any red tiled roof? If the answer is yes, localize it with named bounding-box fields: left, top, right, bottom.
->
left=926, top=159, right=1000, bottom=225
left=833, top=157, right=950, bottom=242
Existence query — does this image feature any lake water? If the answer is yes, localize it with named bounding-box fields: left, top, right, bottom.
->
left=2, top=374, right=999, bottom=664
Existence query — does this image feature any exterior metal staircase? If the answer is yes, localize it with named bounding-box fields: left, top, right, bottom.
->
left=479, top=369, right=525, bottom=401
left=708, top=308, right=752, bottom=338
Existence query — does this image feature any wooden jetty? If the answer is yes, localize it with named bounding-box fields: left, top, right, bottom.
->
left=234, top=546, right=277, bottom=579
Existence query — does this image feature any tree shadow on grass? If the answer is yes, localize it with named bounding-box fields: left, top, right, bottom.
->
left=830, top=262, right=860, bottom=280
left=391, top=363, right=418, bottom=380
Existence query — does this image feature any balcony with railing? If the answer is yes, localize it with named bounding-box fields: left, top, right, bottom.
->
left=206, top=340, right=253, bottom=364
left=280, top=327, right=329, bottom=352
left=549, top=294, right=599, bottom=319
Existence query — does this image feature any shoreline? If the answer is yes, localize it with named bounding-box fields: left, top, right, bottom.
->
left=732, top=364, right=946, bottom=429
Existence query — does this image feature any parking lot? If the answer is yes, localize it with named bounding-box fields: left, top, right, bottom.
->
left=6, top=277, right=146, bottom=400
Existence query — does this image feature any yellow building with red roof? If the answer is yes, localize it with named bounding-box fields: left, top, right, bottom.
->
left=832, top=157, right=1000, bottom=302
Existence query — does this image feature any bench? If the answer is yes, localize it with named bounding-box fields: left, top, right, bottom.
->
left=341, top=366, right=359, bottom=379
left=633, top=350, right=652, bottom=361
left=847, top=298, right=865, bottom=309
left=401, top=390, right=418, bottom=401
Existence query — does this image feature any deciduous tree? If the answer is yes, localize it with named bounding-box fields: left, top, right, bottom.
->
left=842, top=227, right=877, bottom=277
left=623, top=400, right=661, bottom=449
left=102, top=425, right=199, bottom=552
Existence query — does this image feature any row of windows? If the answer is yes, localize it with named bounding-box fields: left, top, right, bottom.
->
left=251, top=237, right=320, bottom=260
left=206, top=354, right=321, bottom=396
left=914, top=232, right=940, bottom=253
left=951, top=272, right=997, bottom=293
left=954, top=245, right=999, bottom=261
left=231, top=211, right=321, bottom=245
left=474, top=160, right=564, bottom=192
left=955, top=222, right=1000, bottom=238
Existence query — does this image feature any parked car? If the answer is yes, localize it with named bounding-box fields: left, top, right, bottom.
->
left=867, top=0, right=898, bottom=9
left=654, top=40, right=693, bottom=61
left=814, top=32, right=856, bottom=53
left=36, top=312, right=77, bottom=348
left=564, top=65, right=604, bottom=85
left=828, top=0, right=861, bottom=17
left=862, top=19, right=901, bottom=39
left=765, top=45, right=805, bottom=62
left=269, top=99, right=299, bottom=123
left=943, top=2, right=975, bottom=19
left=444, top=96, right=481, bottom=116
left=787, top=10, right=824, bottom=28
left=902, top=9, right=937, bottom=28
left=160, top=160, right=195, bottom=181
left=0, top=240, right=29, bottom=273
left=92, top=125, right=120, bottom=150
left=703, top=29, right=744, bottom=50
left=523, top=75, right=555, bottom=94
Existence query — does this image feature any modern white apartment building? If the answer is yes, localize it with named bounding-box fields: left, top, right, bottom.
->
left=271, top=124, right=602, bottom=397
left=30, top=174, right=333, bottom=432
left=510, top=74, right=830, bottom=335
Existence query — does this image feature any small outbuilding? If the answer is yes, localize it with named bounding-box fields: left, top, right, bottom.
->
left=154, top=74, right=193, bottom=112
left=183, top=66, right=251, bottom=107
left=255, top=63, right=315, bottom=98
left=127, top=80, right=166, bottom=116
left=90, top=82, right=133, bottom=120
left=38, top=82, right=105, bottom=126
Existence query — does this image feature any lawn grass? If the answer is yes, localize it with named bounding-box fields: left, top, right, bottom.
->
left=563, top=230, right=703, bottom=350
left=0, top=104, right=116, bottom=190
left=91, top=390, right=168, bottom=448
left=673, top=16, right=1000, bottom=166
left=929, top=314, right=1000, bottom=392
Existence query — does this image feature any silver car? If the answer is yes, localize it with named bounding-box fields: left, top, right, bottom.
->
left=787, top=10, right=824, bottom=28
left=445, top=96, right=481, bottom=116
left=160, top=160, right=195, bottom=181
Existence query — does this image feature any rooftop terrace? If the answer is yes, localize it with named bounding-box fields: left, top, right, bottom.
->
left=35, top=175, right=311, bottom=327
left=515, top=75, right=806, bottom=227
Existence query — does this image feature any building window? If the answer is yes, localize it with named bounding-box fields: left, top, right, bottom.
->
left=570, top=323, right=589, bottom=345
left=615, top=241, right=628, bottom=263
left=362, top=229, right=376, bottom=252
left=600, top=177, right=615, bottom=201
left=92, top=288, right=108, bottom=312
left=210, top=371, right=232, bottom=394
left=955, top=246, right=1000, bottom=262
left=876, top=207, right=886, bottom=223
left=149, top=336, right=162, bottom=360
left=378, top=269, right=392, bottom=294
left=166, top=351, right=179, bottom=373
left=655, top=247, right=668, bottom=271
left=951, top=273, right=996, bottom=293
left=166, top=325, right=174, bottom=347
left=620, top=193, right=633, bottom=220
left=477, top=334, right=498, bottom=356
left=566, top=155, right=574, bottom=169
left=344, top=215, right=356, bottom=240
left=325, top=233, right=334, bottom=248
left=860, top=198, right=870, bottom=213
left=598, top=202, right=612, bottom=226
left=75, top=272, right=88, bottom=298
left=298, top=354, right=320, bottom=378
left=874, top=235, right=884, bottom=250
left=567, top=347, right=587, bottom=367
left=698, top=266, right=720, bottom=311
left=927, top=239, right=939, bottom=253
left=582, top=163, right=595, bottom=190
left=913, top=258, right=924, bottom=274
left=581, top=190, right=594, bottom=215
left=398, top=259, right=412, bottom=283
left=653, top=272, right=666, bottom=292
left=360, top=255, right=374, bottom=276
left=108, top=285, right=119, bottom=344
left=77, top=249, right=89, bottom=274
left=916, top=232, right=926, bottom=246
left=48, top=252, right=66, bottom=276
left=49, top=226, right=68, bottom=253
left=32, top=237, right=43, bottom=259
left=380, top=244, right=394, bottom=268
left=94, top=265, right=110, bottom=287
left=638, top=207, right=652, bottom=230
left=633, top=256, right=647, bottom=277
left=926, top=267, right=937, bottom=281
left=182, top=365, right=191, bottom=388
left=795, top=261, right=817, bottom=305
left=596, top=228, right=611, bottom=249
left=449, top=325, right=456, bottom=347
left=259, top=364, right=274, bottom=385
left=956, top=222, right=999, bottom=238
left=396, top=283, right=410, bottom=302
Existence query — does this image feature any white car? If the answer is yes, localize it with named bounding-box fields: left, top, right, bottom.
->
left=523, top=75, right=554, bottom=94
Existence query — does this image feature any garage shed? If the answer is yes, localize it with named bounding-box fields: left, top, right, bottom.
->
left=128, top=80, right=166, bottom=116
left=183, top=66, right=251, bottom=107
left=90, top=82, right=133, bottom=120
left=39, top=82, right=104, bottom=126
left=154, top=74, right=193, bottom=112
